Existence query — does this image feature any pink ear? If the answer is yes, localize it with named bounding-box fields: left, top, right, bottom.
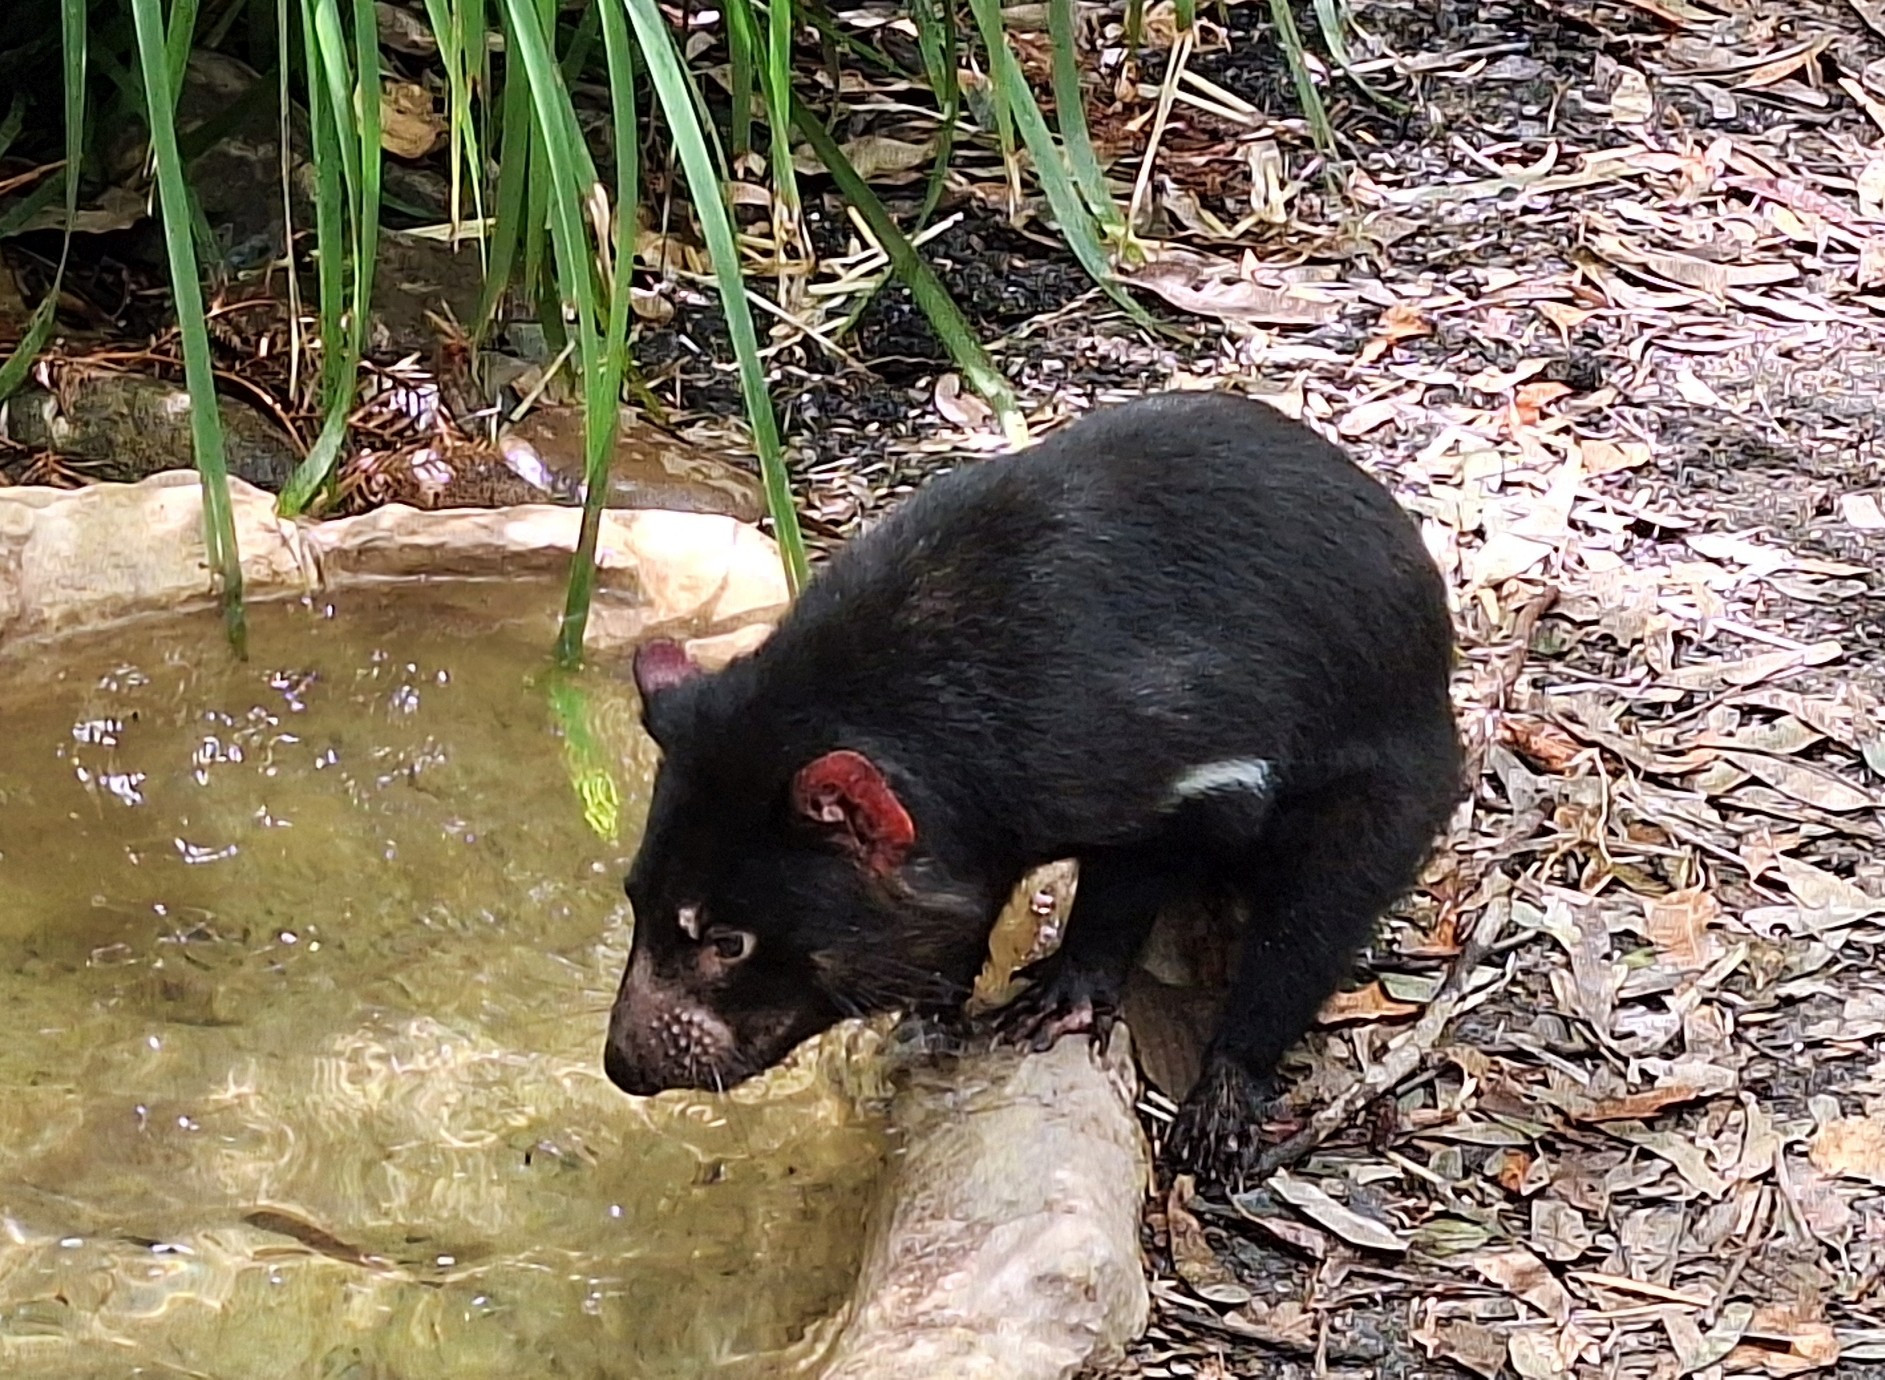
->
left=633, top=639, right=701, bottom=700
left=792, top=750, right=915, bottom=875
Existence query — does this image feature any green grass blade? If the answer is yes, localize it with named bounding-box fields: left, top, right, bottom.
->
left=279, top=0, right=385, bottom=514
left=977, top=47, right=1019, bottom=203
left=792, top=5, right=906, bottom=77
left=496, top=0, right=599, bottom=355
left=0, top=173, right=66, bottom=240
left=0, top=293, right=57, bottom=403
left=763, top=0, right=803, bottom=242
left=964, top=0, right=1153, bottom=327
left=518, top=0, right=557, bottom=321
left=0, top=92, right=25, bottom=159
left=1309, top=0, right=1409, bottom=114
left=420, top=0, right=492, bottom=236
left=62, top=0, right=86, bottom=239
left=309, top=0, right=362, bottom=242
left=495, top=0, right=612, bottom=661
left=0, top=0, right=86, bottom=404
left=91, top=41, right=143, bottom=122
left=555, top=0, right=641, bottom=667
left=162, top=0, right=200, bottom=109
left=908, top=0, right=960, bottom=230
left=129, top=0, right=247, bottom=652
left=563, top=5, right=602, bottom=79
left=1048, top=0, right=1122, bottom=235
left=1270, top=0, right=1334, bottom=154
left=350, top=0, right=384, bottom=347
left=522, top=134, right=554, bottom=343
left=791, top=94, right=1022, bottom=444
left=472, top=39, right=537, bottom=339
left=620, top=0, right=808, bottom=594
left=206, top=0, right=249, bottom=47
left=715, top=0, right=801, bottom=268
left=277, top=0, right=359, bottom=514
left=727, top=0, right=756, bottom=157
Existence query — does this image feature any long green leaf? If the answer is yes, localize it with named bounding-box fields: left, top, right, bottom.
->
left=1309, top=0, right=1408, bottom=115
left=420, top=0, right=493, bottom=236
left=555, top=0, right=641, bottom=667
left=472, top=40, right=537, bottom=339
left=1047, top=0, right=1122, bottom=235
left=0, top=173, right=65, bottom=240
left=278, top=0, right=384, bottom=514
left=964, top=0, right=1153, bottom=327
left=300, top=0, right=347, bottom=399
left=1270, top=0, right=1334, bottom=155
left=727, top=0, right=802, bottom=266
left=0, top=0, right=85, bottom=405
left=162, top=0, right=200, bottom=109
left=129, top=0, right=247, bottom=652
left=559, top=2, right=602, bottom=79
left=0, top=293, right=58, bottom=404
left=791, top=93, right=1022, bottom=445
left=496, top=0, right=620, bottom=661
left=61, top=0, right=87, bottom=250
left=763, top=0, right=802, bottom=239
left=727, top=0, right=756, bottom=156
left=908, top=0, right=959, bottom=231
left=497, top=0, right=598, bottom=369
left=309, top=0, right=360, bottom=216
left=276, top=2, right=356, bottom=513
left=349, top=0, right=384, bottom=355
left=0, top=92, right=25, bottom=159
left=619, top=0, right=808, bottom=594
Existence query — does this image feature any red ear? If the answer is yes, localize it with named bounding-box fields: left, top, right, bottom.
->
left=792, top=750, right=915, bottom=875
left=633, top=639, right=701, bottom=701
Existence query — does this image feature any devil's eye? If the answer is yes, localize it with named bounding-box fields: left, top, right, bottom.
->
left=710, top=929, right=755, bottom=963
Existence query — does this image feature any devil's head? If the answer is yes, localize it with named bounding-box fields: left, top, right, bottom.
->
left=602, top=639, right=989, bottom=1099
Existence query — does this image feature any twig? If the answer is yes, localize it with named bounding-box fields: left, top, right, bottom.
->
left=1127, top=30, right=1193, bottom=232
left=1248, top=899, right=1509, bottom=1180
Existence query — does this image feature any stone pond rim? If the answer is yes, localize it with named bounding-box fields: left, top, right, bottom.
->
left=0, top=470, right=1152, bottom=1379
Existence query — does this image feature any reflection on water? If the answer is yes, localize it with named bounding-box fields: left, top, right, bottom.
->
left=0, top=587, right=886, bottom=1378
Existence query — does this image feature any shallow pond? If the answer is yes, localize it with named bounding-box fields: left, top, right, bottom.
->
left=0, top=587, right=887, bottom=1378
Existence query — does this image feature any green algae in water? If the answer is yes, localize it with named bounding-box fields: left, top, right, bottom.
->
left=0, top=587, right=888, bottom=1378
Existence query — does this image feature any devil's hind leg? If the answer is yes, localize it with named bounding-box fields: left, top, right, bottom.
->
left=1166, top=741, right=1458, bottom=1184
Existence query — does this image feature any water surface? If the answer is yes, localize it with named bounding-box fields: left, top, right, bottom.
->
left=0, top=586, right=886, bottom=1378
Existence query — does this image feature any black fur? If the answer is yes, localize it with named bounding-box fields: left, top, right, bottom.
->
left=605, top=391, right=1461, bottom=1182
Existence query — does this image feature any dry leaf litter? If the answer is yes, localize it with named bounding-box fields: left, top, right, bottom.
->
left=8, top=0, right=1885, bottom=1375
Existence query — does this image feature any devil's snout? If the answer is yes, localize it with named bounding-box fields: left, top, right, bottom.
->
left=603, top=950, right=741, bottom=1096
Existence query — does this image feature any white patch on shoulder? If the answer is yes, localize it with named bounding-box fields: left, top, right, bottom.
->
left=1164, top=757, right=1276, bottom=806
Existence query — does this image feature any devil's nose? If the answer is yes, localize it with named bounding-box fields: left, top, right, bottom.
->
left=603, top=1035, right=657, bottom=1097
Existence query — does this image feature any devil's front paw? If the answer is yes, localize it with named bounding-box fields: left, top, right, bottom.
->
left=990, top=956, right=1123, bottom=1054
left=1164, top=1058, right=1286, bottom=1190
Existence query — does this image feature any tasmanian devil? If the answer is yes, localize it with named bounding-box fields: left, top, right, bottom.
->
left=603, top=390, right=1460, bottom=1181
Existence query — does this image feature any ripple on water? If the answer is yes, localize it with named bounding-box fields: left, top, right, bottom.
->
left=0, top=587, right=887, bottom=1378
